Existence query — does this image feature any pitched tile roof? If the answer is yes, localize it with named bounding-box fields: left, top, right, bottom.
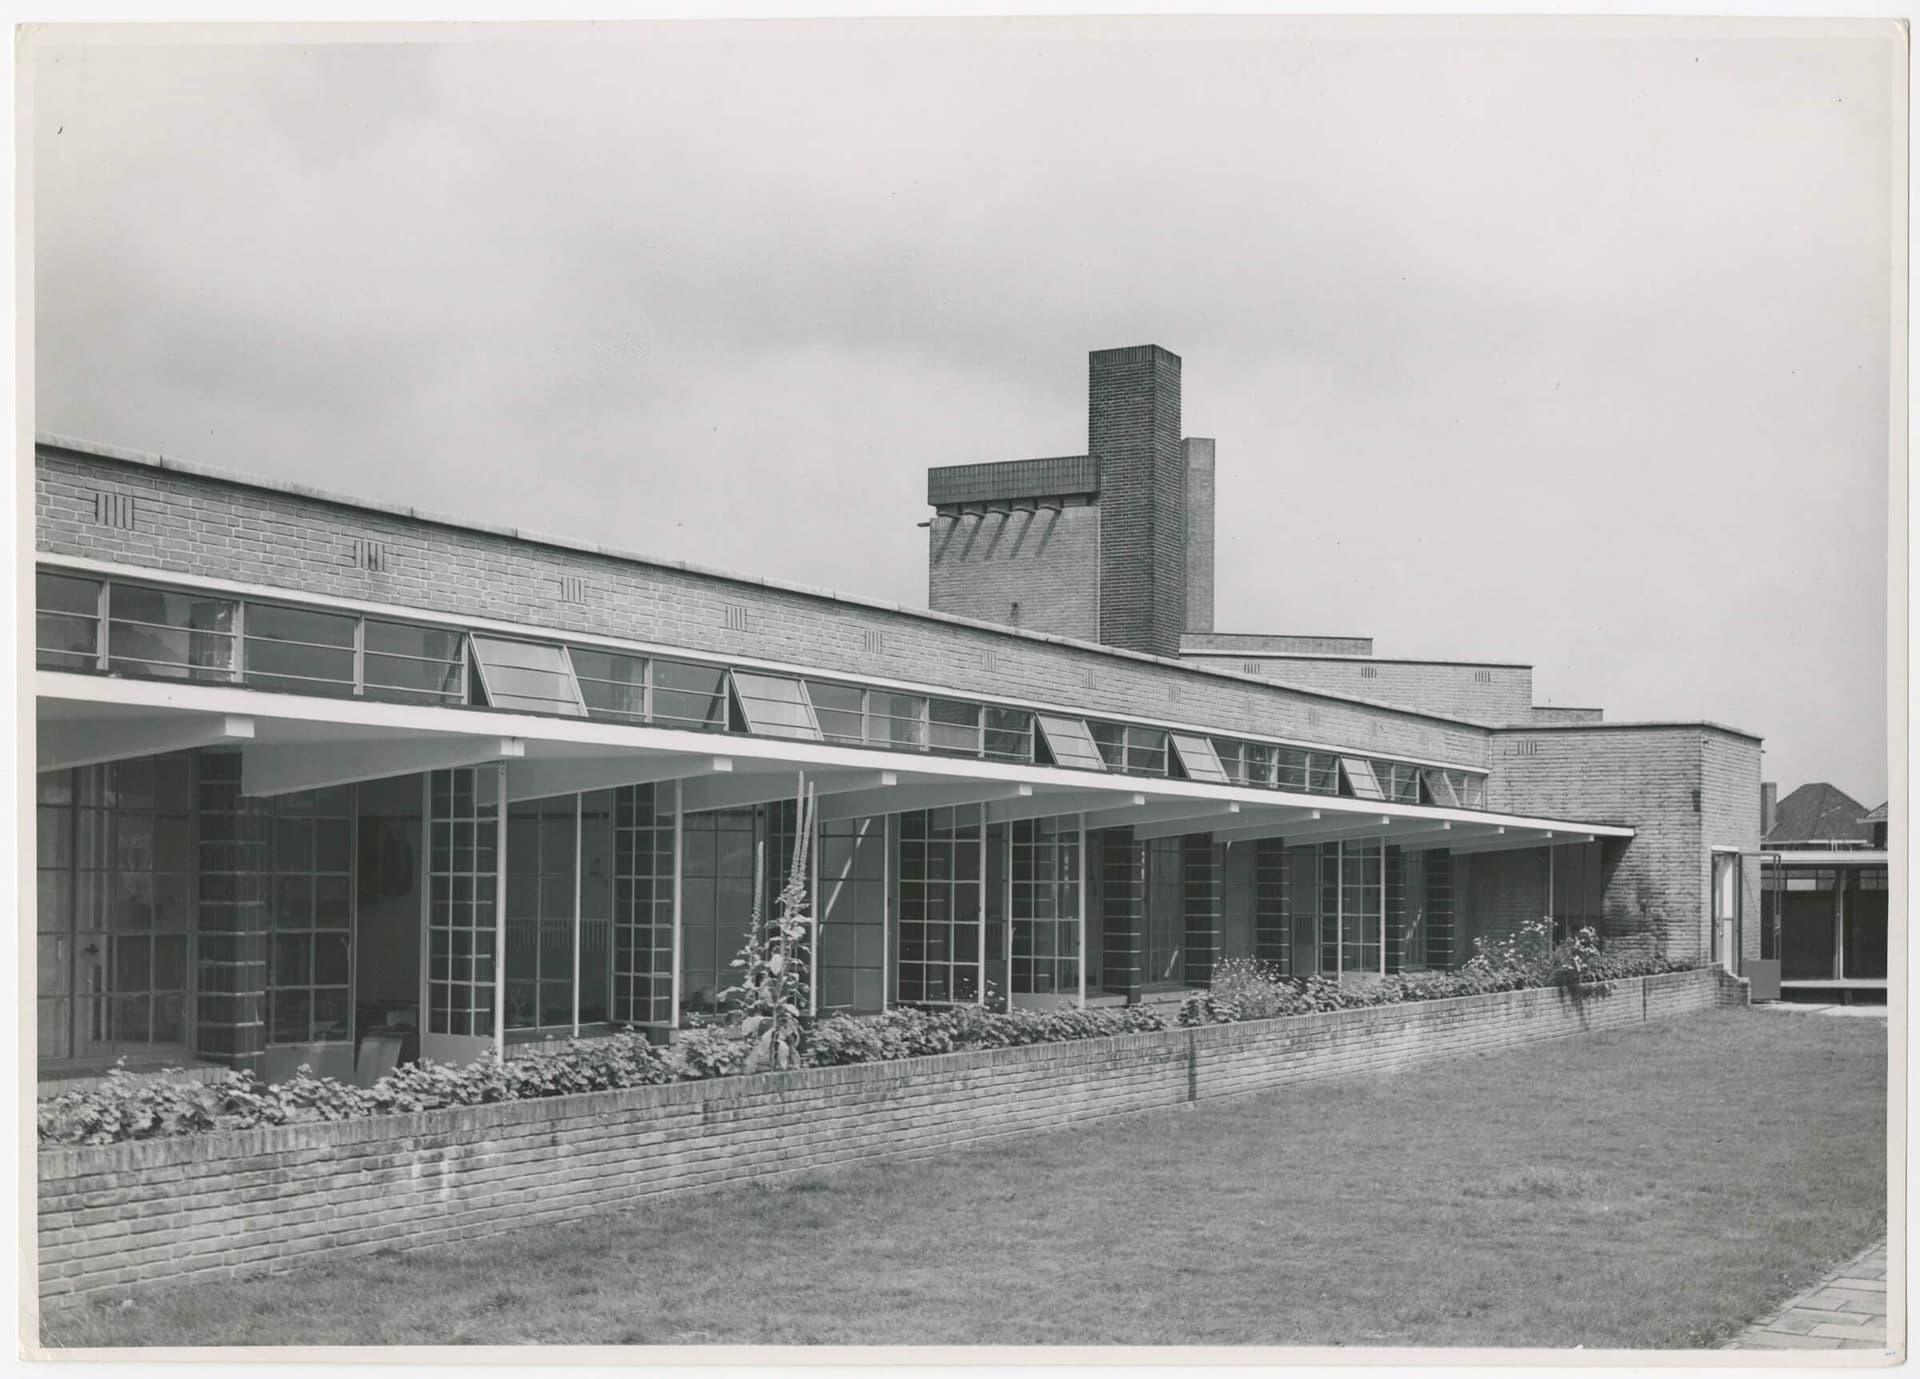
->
left=1766, top=782, right=1874, bottom=846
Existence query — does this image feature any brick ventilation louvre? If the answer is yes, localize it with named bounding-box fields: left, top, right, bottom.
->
left=557, top=575, right=586, bottom=604
left=352, top=539, right=386, bottom=573
left=92, top=492, right=135, bottom=530
left=35, top=969, right=1745, bottom=1306
left=862, top=629, right=884, bottom=655
left=723, top=603, right=749, bottom=632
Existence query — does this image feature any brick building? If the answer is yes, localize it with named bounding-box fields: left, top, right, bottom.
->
left=30, top=343, right=1761, bottom=1085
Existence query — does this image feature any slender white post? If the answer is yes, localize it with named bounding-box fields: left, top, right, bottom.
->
left=571, top=793, right=583, bottom=1037
left=671, top=779, right=684, bottom=1030
left=1379, top=836, right=1387, bottom=977
left=418, top=773, right=432, bottom=1042
left=881, top=813, right=893, bottom=1009
left=1335, top=841, right=1344, bottom=980
left=977, top=809, right=988, bottom=1006
left=493, top=765, right=508, bottom=1055
left=1076, top=814, right=1088, bottom=1009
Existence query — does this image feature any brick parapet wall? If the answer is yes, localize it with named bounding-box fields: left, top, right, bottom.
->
left=1185, top=655, right=1536, bottom=724
left=37, top=967, right=1743, bottom=1306
left=928, top=502, right=1100, bottom=641
left=36, top=447, right=1491, bottom=768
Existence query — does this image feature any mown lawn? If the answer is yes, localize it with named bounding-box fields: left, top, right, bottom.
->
left=43, top=1009, right=1886, bottom=1350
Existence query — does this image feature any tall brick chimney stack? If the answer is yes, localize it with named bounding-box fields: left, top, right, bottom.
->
left=1761, top=781, right=1778, bottom=837
left=1183, top=437, right=1216, bottom=634
left=1090, top=345, right=1185, bottom=658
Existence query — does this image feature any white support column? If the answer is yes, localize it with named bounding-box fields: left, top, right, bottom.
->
left=571, top=793, right=583, bottom=1038
left=977, top=810, right=988, bottom=1006
left=809, top=784, right=820, bottom=1019
left=1335, top=840, right=1344, bottom=980
left=1077, top=813, right=1088, bottom=1009
left=1379, top=834, right=1386, bottom=977
left=418, top=772, right=432, bottom=1043
left=493, top=765, right=508, bottom=1055
left=672, top=778, right=684, bottom=1030
left=882, top=812, right=893, bottom=1010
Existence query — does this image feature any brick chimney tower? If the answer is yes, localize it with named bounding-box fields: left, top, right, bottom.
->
left=1090, top=345, right=1186, bottom=658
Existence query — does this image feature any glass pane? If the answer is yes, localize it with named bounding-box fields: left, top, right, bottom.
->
left=364, top=622, right=464, bottom=703
left=1171, top=734, right=1229, bottom=784
left=1340, top=758, right=1384, bottom=800
left=107, top=585, right=235, bottom=680
left=984, top=708, right=1033, bottom=762
left=1421, top=768, right=1460, bottom=808
left=653, top=661, right=727, bottom=731
left=1090, top=723, right=1125, bottom=770
left=1038, top=716, right=1107, bottom=772
left=246, top=603, right=357, bottom=695
left=1125, top=728, right=1168, bottom=776
left=929, top=700, right=982, bottom=756
left=572, top=648, right=648, bottom=721
left=731, top=672, right=821, bottom=740
left=471, top=636, right=586, bottom=716
left=807, top=681, right=867, bottom=744
left=874, top=694, right=926, bottom=749
left=38, top=574, right=101, bottom=671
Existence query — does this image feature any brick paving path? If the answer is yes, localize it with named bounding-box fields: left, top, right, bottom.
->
left=1726, top=1240, right=1891, bottom=1351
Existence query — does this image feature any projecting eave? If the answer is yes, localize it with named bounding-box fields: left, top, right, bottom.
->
left=36, top=671, right=1632, bottom=855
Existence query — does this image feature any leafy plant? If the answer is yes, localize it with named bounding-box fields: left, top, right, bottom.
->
left=717, top=784, right=817, bottom=1072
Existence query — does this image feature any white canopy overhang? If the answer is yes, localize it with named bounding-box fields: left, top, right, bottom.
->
left=36, top=671, right=1635, bottom=850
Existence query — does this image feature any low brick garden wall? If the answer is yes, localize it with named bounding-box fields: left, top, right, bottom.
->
left=37, top=966, right=1746, bottom=1306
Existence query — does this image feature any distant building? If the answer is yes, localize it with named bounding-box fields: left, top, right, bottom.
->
left=1756, top=781, right=1888, bottom=1004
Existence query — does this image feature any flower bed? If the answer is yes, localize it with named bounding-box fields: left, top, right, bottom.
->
left=38, top=950, right=1696, bottom=1148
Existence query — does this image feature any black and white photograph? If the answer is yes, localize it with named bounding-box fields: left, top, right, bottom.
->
left=15, top=11, right=1905, bottom=1366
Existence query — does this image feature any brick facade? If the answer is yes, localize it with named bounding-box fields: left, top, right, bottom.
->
left=928, top=499, right=1100, bottom=641
left=37, top=443, right=1492, bottom=767
left=35, top=967, right=1746, bottom=1307
left=1090, top=345, right=1186, bottom=658
left=1182, top=438, right=1215, bottom=633
left=1185, top=653, right=1537, bottom=725
left=1486, top=725, right=1763, bottom=963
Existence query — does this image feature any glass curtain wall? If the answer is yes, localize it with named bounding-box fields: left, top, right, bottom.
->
left=897, top=805, right=984, bottom=1004
left=1009, top=818, right=1081, bottom=998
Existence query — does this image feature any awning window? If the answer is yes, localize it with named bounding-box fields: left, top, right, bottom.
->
left=1340, top=756, right=1385, bottom=800
left=1171, top=733, right=1230, bottom=784
left=1036, top=715, right=1108, bottom=772
left=1421, top=767, right=1461, bottom=808
left=468, top=636, right=585, bottom=716
left=730, top=671, right=822, bottom=741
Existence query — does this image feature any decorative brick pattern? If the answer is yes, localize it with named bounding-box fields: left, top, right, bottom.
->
left=35, top=968, right=1745, bottom=1307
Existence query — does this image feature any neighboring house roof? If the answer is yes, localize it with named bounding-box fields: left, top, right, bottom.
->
left=1863, top=802, right=1888, bottom=824
left=1766, top=782, right=1874, bottom=847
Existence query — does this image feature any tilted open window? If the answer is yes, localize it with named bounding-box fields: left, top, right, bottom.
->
left=730, top=671, right=822, bottom=741
left=1339, top=756, right=1385, bottom=800
left=469, top=636, right=586, bottom=716
left=1036, top=715, right=1108, bottom=772
left=1170, top=734, right=1230, bottom=784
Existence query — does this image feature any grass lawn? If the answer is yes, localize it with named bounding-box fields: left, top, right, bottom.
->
left=43, top=1009, right=1886, bottom=1350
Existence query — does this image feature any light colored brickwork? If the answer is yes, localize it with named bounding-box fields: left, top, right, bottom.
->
left=1187, top=654, right=1535, bottom=724
left=929, top=500, right=1100, bottom=641
left=1486, top=725, right=1762, bottom=964
left=35, top=967, right=1744, bottom=1307
left=36, top=443, right=1492, bottom=766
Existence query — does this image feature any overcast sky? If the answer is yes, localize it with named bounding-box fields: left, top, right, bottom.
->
left=28, top=21, right=1898, bottom=806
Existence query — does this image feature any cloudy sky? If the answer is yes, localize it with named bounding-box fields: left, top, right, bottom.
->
left=28, top=21, right=1898, bottom=805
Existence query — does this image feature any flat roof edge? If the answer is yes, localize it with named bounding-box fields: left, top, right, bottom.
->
left=1497, top=719, right=1765, bottom=743
left=33, top=434, right=1494, bottom=734
left=1184, top=650, right=1533, bottom=671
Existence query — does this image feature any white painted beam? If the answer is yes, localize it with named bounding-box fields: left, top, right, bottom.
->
left=682, top=769, right=895, bottom=815
left=1442, top=830, right=1561, bottom=857
left=1128, top=804, right=1244, bottom=842
left=817, top=781, right=1032, bottom=823
left=1213, top=813, right=1393, bottom=847
left=243, top=734, right=524, bottom=798
left=505, top=754, right=733, bottom=803
left=1083, top=799, right=1240, bottom=832
left=1393, top=823, right=1513, bottom=852
left=984, top=790, right=1140, bottom=824
left=39, top=713, right=256, bottom=773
